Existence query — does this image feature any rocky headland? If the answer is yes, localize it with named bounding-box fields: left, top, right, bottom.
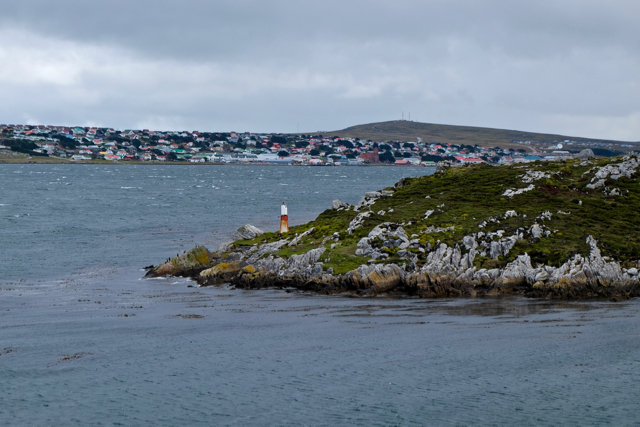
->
left=146, top=154, right=640, bottom=300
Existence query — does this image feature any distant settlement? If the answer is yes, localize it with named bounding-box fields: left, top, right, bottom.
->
left=0, top=124, right=611, bottom=166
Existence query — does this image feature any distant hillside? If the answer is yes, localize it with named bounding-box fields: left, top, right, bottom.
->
left=322, top=120, right=638, bottom=152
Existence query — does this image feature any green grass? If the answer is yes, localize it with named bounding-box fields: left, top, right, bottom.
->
left=231, top=156, right=640, bottom=272
left=320, top=244, right=370, bottom=274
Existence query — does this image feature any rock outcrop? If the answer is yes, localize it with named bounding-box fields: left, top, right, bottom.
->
left=146, top=245, right=217, bottom=278
left=147, top=234, right=640, bottom=300
left=146, top=155, right=640, bottom=301
left=231, top=224, right=264, bottom=241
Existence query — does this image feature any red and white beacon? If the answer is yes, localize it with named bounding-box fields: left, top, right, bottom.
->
left=280, top=202, right=289, bottom=234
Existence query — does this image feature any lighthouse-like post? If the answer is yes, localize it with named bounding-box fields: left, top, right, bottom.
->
left=279, top=202, right=289, bottom=234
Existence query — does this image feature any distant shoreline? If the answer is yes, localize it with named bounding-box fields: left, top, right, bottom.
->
left=0, top=158, right=431, bottom=167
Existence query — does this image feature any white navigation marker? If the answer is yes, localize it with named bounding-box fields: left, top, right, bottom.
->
left=280, top=202, right=289, bottom=233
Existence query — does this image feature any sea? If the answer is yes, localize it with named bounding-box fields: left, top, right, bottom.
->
left=1, top=164, right=640, bottom=426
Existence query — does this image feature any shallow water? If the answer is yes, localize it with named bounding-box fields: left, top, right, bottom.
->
left=2, top=165, right=640, bottom=426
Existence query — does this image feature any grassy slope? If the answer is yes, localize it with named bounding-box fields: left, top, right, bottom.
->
left=0, top=150, right=70, bottom=163
left=321, top=120, right=639, bottom=151
left=0, top=150, right=198, bottom=165
left=235, top=156, right=640, bottom=273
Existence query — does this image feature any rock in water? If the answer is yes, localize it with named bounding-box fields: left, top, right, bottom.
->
left=146, top=245, right=215, bottom=278
left=231, top=224, right=264, bottom=241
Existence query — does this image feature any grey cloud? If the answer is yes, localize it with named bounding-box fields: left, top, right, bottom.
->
left=1, top=1, right=639, bottom=139
left=4, top=0, right=639, bottom=61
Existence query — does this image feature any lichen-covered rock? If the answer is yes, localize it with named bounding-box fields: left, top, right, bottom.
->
left=199, top=262, right=243, bottom=284
left=146, top=246, right=215, bottom=278
left=364, top=264, right=404, bottom=293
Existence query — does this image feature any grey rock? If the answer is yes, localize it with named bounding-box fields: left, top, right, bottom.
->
left=502, top=184, right=536, bottom=198
left=521, top=170, right=551, bottom=184
left=347, top=211, right=372, bottom=234
left=332, top=199, right=350, bottom=210
left=587, top=157, right=640, bottom=187
left=311, top=262, right=324, bottom=276
left=214, top=242, right=233, bottom=253
left=231, top=224, right=264, bottom=241
left=225, top=252, right=243, bottom=262
left=539, top=211, right=552, bottom=221
left=576, top=149, right=595, bottom=160
left=354, top=191, right=385, bottom=211
left=586, top=179, right=605, bottom=189
left=435, top=161, right=452, bottom=174
left=394, top=178, right=408, bottom=187
left=247, top=239, right=290, bottom=264
left=529, top=224, right=543, bottom=239
left=288, top=227, right=315, bottom=246
left=495, top=254, right=535, bottom=289
left=535, top=271, right=550, bottom=282
left=286, top=248, right=326, bottom=270
left=489, top=241, right=502, bottom=259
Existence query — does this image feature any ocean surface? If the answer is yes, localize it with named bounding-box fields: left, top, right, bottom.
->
left=2, top=164, right=640, bottom=426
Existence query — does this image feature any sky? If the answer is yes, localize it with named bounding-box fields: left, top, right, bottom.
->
left=1, top=0, right=639, bottom=140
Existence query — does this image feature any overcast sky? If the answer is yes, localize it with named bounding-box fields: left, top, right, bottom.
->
left=1, top=0, right=639, bottom=140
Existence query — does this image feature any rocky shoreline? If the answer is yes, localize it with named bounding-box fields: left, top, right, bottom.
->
left=145, top=155, right=640, bottom=301
left=145, top=226, right=639, bottom=301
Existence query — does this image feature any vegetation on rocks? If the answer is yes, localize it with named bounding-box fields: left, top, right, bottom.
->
left=146, top=154, right=640, bottom=300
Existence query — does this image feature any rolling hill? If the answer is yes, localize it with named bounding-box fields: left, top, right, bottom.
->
left=321, top=120, right=638, bottom=152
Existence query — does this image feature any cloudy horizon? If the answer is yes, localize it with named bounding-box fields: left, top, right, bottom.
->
left=1, top=0, right=639, bottom=140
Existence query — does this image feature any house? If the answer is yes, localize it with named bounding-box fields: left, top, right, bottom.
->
left=358, top=147, right=379, bottom=163
left=456, top=157, right=484, bottom=164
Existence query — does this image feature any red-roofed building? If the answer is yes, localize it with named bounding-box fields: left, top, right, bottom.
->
left=359, top=147, right=379, bottom=163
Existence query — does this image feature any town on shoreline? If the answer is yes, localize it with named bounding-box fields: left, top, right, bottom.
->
left=0, top=123, right=612, bottom=166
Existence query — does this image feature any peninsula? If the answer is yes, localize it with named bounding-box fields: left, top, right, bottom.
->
left=146, top=154, right=640, bottom=300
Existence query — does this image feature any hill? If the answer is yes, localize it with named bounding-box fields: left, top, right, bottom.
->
left=322, top=120, right=638, bottom=153
left=147, top=154, right=640, bottom=300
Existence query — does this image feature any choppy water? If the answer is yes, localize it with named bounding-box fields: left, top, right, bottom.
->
left=2, top=164, right=640, bottom=426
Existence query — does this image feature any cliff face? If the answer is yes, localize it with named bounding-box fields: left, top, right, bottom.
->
left=147, top=154, right=640, bottom=300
